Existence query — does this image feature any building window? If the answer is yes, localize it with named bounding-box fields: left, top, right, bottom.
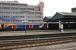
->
left=11, top=7, right=18, bottom=10
left=0, top=7, right=10, bottom=9
left=10, top=3, right=18, bottom=6
left=20, top=4, right=27, bottom=6
left=20, top=8, right=27, bottom=10
left=1, top=3, right=10, bottom=5
left=27, top=8, right=34, bottom=10
left=35, top=7, right=40, bottom=11
left=36, top=16, right=41, bottom=18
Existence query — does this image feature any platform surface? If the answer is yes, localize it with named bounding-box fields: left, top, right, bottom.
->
left=0, top=29, right=76, bottom=36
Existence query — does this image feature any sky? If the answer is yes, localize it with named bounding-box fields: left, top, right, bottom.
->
left=3, top=0, right=76, bottom=17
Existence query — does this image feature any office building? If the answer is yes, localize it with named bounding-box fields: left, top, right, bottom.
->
left=0, top=1, right=44, bottom=30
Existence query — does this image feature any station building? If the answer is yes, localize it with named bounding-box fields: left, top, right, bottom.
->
left=71, top=7, right=76, bottom=12
left=43, top=12, right=76, bottom=30
left=0, top=1, right=44, bottom=31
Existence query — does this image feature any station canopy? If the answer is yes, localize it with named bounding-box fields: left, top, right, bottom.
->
left=51, top=12, right=76, bottom=22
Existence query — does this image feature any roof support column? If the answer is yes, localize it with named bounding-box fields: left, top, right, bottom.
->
left=46, top=22, right=48, bottom=29
left=59, top=20, right=64, bottom=32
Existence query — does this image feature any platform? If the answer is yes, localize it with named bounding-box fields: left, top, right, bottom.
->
left=0, top=29, right=76, bottom=36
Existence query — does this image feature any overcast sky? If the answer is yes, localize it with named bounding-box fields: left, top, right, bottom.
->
left=4, top=0, right=76, bottom=17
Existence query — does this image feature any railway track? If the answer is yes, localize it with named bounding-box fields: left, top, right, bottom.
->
left=0, top=33, right=76, bottom=49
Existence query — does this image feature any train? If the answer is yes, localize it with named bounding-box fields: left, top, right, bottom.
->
left=0, top=24, right=41, bottom=31
left=0, top=23, right=76, bottom=31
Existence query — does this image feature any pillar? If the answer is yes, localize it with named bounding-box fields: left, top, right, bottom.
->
left=59, top=20, right=64, bottom=32
left=47, top=22, right=48, bottom=29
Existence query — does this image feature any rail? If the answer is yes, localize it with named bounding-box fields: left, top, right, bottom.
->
left=0, top=33, right=76, bottom=49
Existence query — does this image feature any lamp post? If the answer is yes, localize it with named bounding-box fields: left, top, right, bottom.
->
left=22, top=20, right=27, bottom=33
left=22, top=15, right=28, bottom=33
